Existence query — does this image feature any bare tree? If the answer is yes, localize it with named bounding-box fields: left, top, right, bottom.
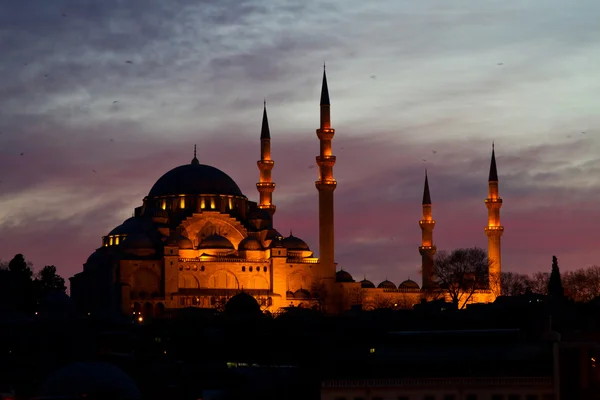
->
left=395, top=293, right=416, bottom=309
left=310, top=280, right=328, bottom=312
left=530, top=272, right=550, bottom=295
left=433, top=247, right=489, bottom=309
left=501, top=272, right=530, bottom=296
left=563, top=266, right=600, bottom=302
left=348, top=287, right=367, bottom=307
left=373, top=295, right=395, bottom=309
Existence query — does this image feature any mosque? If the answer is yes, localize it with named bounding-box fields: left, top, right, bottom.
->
left=69, top=69, right=503, bottom=318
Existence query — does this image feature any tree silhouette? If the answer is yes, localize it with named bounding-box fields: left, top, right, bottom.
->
left=35, top=265, right=67, bottom=294
left=433, top=247, right=489, bottom=309
left=2, top=254, right=35, bottom=312
left=548, top=255, right=564, bottom=299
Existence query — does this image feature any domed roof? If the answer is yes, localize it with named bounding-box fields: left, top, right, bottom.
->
left=177, top=235, right=193, bottom=249
left=282, top=234, right=310, bottom=250
left=86, top=248, right=112, bottom=266
left=293, top=289, right=311, bottom=299
left=148, top=162, right=244, bottom=198
left=225, top=292, right=261, bottom=316
left=198, top=234, right=234, bottom=250
left=377, top=280, right=397, bottom=289
left=336, top=269, right=355, bottom=283
left=360, top=278, right=376, bottom=289
left=108, top=217, right=149, bottom=236
left=121, top=233, right=155, bottom=249
left=238, top=236, right=263, bottom=251
left=39, top=361, right=140, bottom=399
left=399, top=279, right=420, bottom=289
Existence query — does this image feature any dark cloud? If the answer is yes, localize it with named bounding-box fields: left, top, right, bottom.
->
left=1, top=0, right=600, bottom=288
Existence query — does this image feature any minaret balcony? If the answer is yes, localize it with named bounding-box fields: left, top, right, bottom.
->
left=485, top=198, right=503, bottom=204
left=419, top=220, right=435, bottom=227
left=257, top=160, right=274, bottom=170
left=315, top=180, right=337, bottom=191
left=485, top=226, right=504, bottom=236
left=317, top=129, right=335, bottom=140
left=256, top=182, right=275, bottom=192
left=316, top=155, right=336, bottom=168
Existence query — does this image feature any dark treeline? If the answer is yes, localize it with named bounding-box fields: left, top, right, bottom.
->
left=0, top=253, right=67, bottom=314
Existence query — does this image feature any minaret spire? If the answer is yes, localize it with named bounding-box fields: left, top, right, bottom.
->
left=256, top=101, right=276, bottom=218
left=315, top=65, right=337, bottom=284
left=419, top=170, right=436, bottom=290
left=422, top=170, right=431, bottom=205
left=191, top=144, right=199, bottom=164
left=485, top=144, right=503, bottom=298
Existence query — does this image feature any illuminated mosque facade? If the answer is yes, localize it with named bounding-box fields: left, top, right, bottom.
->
left=69, top=70, right=502, bottom=317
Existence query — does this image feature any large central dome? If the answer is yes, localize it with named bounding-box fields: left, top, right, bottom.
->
left=148, top=161, right=244, bottom=198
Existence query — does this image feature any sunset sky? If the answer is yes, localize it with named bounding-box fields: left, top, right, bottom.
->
left=1, top=0, right=600, bottom=287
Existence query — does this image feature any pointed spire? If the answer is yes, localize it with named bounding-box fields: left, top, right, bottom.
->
left=320, top=64, right=330, bottom=106
left=422, top=170, right=432, bottom=205
left=191, top=144, right=199, bottom=164
left=489, top=143, right=498, bottom=182
left=260, top=100, right=271, bottom=140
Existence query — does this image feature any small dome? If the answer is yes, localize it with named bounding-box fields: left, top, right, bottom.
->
left=399, top=279, right=420, bottom=289
left=336, top=270, right=355, bottom=283
left=176, top=235, right=193, bottom=249
left=293, top=289, right=311, bottom=299
left=198, top=234, right=234, bottom=250
left=282, top=234, right=310, bottom=250
left=108, top=217, right=149, bottom=236
left=377, top=280, right=397, bottom=289
left=39, top=361, right=141, bottom=399
left=238, top=236, right=263, bottom=251
left=225, top=292, right=261, bottom=316
left=121, top=233, right=155, bottom=250
left=360, top=278, right=376, bottom=289
left=286, top=290, right=294, bottom=298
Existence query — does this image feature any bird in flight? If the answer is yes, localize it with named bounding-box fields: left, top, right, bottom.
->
left=497, top=63, right=503, bottom=66
left=432, top=150, right=437, bottom=154
left=92, top=170, right=97, bottom=173
left=126, top=61, right=133, bottom=64
left=422, top=159, right=427, bottom=162
left=20, top=152, right=24, bottom=156
left=113, top=101, right=118, bottom=104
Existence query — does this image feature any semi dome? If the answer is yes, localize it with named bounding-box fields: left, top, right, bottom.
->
left=247, top=208, right=271, bottom=221
left=176, top=235, right=193, bottom=249
left=360, top=278, right=376, bottom=289
left=148, top=162, right=244, bottom=198
left=225, top=292, right=261, bottom=316
left=39, top=361, right=141, bottom=399
left=238, top=236, right=263, bottom=251
left=377, top=280, right=397, bottom=289
left=399, top=279, right=420, bottom=289
left=336, top=270, right=355, bottom=283
left=108, top=217, right=149, bottom=236
left=282, top=234, right=310, bottom=250
left=198, top=234, right=234, bottom=250
left=121, top=233, right=155, bottom=250
left=294, top=289, right=311, bottom=299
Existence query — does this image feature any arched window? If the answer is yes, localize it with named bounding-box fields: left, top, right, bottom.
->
left=249, top=266, right=253, bottom=272
left=242, top=266, right=246, bottom=272
left=263, top=266, right=267, bottom=272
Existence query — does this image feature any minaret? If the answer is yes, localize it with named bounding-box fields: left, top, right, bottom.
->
left=256, top=101, right=276, bottom=217
left=315, top=65, right=337, bottom=276
left=419, top=171, right=436, bottom=289
left=485, top=144, right=503, bottom=297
